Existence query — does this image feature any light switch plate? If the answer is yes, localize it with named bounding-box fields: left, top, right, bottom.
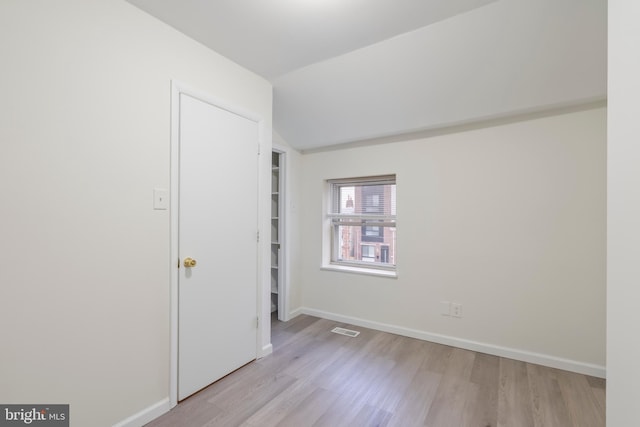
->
left=154, top=188, right=169, bottom=210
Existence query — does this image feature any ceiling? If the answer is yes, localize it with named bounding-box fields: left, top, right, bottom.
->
left=127, top=0, right=607, bottom=151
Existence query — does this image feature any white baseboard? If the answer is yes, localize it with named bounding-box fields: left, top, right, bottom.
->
left=112, top=398, right=171, bottom=427
left=288, top=307, right=304, bottom=319
left=300, top=307, right=606, bottom=379
left=260, top=343, right=273, bottom=358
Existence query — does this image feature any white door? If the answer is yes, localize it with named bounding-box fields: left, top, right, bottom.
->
left=178, top=93, right=259, bottom=401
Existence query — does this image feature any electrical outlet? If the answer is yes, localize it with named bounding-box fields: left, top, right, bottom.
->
left=440, top=301, right=451, bottom=316
left=451, top=303, right=462, bottom=318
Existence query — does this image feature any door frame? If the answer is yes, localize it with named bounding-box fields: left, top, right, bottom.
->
left=169, top=80, right=270, bottom=407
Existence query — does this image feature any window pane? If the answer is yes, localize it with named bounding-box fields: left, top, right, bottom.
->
left=362, top=223, right=383, bottom=242
left=362, top=185, right=383, bottom=214
left=333, top=183, right=396, bottom=216
left=339, top=186, right=356, bottom=214
left=335, top=224, right=396, bottom=265
left=361, top=245, right=375, bottom=262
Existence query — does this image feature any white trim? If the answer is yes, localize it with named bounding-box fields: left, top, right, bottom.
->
left=299, top=307, right=606, bottom=379
left=320, top=264, right=397, bottom=278
left=328, top=175, right=396, bottom=186
left=169, top=80, right=269, bottom=408
left=172, top=81, right=262, bottom=123
left=288, top=307, right=304, bottom=319
left=260, top=343, right=273, bottom=358
left=112, top=398, right=170, bottom=427
left=169, top=81, right=180, bottom=409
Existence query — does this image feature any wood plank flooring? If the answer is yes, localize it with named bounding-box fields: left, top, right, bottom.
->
left=145, top=314, right=605, bottom=427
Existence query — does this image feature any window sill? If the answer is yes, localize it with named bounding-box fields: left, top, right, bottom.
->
left=321, top=264, right=397, bottom=279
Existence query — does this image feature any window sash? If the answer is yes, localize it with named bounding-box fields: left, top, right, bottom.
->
left=330, top=223, right=396, bottom=269
left=329, top=176, right=396, bottom=216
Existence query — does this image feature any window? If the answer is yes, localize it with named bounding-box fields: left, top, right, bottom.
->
left=381, top=246, right=390, bottom=263
left=361, top=244, right=376, bottom=262
left=327, top=175, right=396, bottom=272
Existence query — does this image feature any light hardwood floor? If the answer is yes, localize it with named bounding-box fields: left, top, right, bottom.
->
left=146, top=314, right=605, bottom=427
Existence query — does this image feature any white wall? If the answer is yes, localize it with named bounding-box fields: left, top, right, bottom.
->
left=0, top=1, right=271, bottom=426
left=298, top=108, right=606, bottom=372
left=607, top=1, right=640, bottom=424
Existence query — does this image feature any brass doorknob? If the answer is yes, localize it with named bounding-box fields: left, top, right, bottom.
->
left=183, top=257, right=197, bottom=268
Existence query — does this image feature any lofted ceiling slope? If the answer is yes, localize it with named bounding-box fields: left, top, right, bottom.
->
left=127, top=0, right=607, bottom=151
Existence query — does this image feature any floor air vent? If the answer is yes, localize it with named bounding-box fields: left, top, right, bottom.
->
left=331, top=327, right=360, bottom=337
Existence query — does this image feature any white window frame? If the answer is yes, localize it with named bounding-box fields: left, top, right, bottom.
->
left=323, top=175, right=397, bottom=277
